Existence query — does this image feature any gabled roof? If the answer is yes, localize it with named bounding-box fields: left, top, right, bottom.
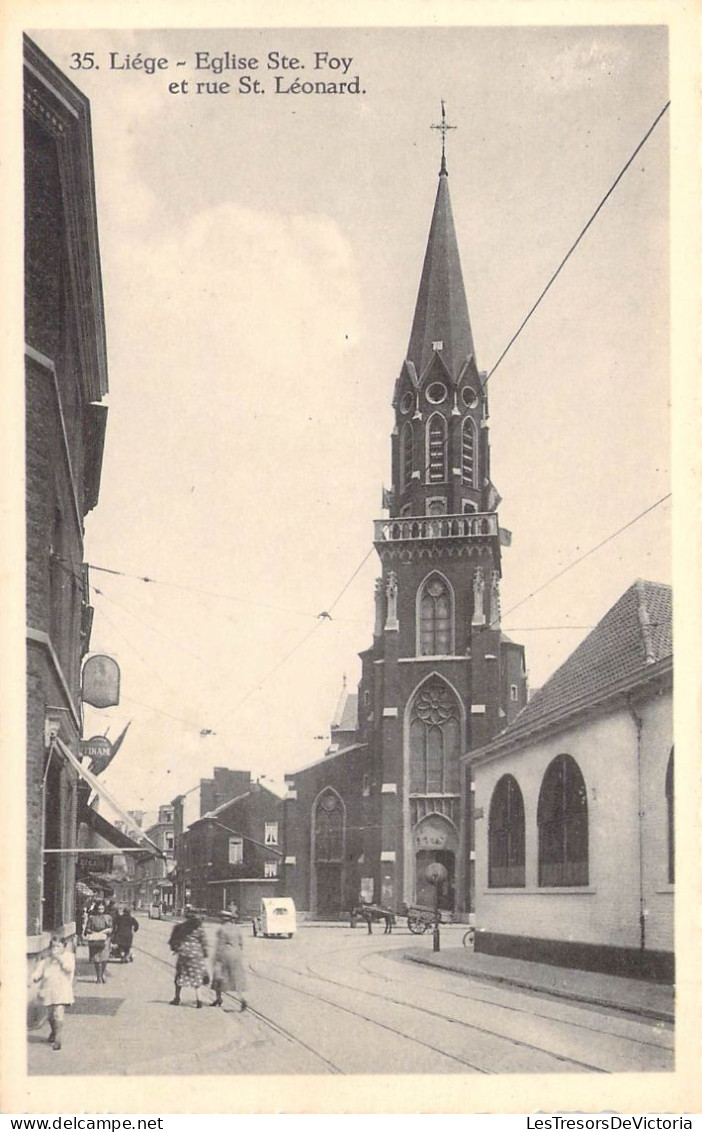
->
left=194, top=782, right=281, bottom=826
left=485, top=580, right=672, bottom=746
left=332, top=687, right=358, bottom=734
left=406, top=169, right=475, bottom=381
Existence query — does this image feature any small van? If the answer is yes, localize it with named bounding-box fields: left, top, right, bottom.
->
left=252, top=897, right=296, bottom=939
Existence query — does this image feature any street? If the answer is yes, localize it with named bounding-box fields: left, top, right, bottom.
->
left=28, top=916, right=674, bottom=1076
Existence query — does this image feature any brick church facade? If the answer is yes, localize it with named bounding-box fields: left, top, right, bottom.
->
left=284, top=145, right=527, bottom=920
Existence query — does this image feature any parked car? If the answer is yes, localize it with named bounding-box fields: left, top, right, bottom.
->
left=252, top=897, right=296, bottom=938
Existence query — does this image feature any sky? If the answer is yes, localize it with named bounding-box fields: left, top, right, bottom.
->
left=28, top=24, right=671, bottom=815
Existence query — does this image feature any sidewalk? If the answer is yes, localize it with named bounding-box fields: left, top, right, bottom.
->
left=27, top=940, right=321, bottom=1075
left=404, top=945, right=675, bottom=1023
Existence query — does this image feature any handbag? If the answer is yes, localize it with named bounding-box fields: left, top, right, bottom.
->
left=27, top=998, right=48, bottom=1031
left=86, top=928, right=110, bottom=942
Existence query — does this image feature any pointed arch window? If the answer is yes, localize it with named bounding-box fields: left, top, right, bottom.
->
left=462, top=418, right=476, bottom=486
left=409, top=679, right=460, bottom=795
left=401, top=422, right=414, bottom=492
left=666, top=749, right=674, bottom=884
left=418, top=574, right=453, bottom=656
left=313, top=790, right=344, bottom=862
left=427, top=414, right=447, bottom=483
left=489, top=775, right=525, bottom=887
left=537, top=754, right=588, bottom=886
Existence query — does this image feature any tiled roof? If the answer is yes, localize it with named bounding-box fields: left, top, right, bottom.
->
left=506, top=580, right=672, bottom=736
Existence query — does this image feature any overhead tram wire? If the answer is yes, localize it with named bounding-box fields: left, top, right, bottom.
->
left=87, top=109, right=670, bottom=803
left=494, top=491, right=671, bottom=626
left=87, top=562, right=365, bottom=624
left=84, top=105, right=671, bottom=643
left=142, top=547, right=378, bottom=801
left=483, top=101, right=670, bottom=387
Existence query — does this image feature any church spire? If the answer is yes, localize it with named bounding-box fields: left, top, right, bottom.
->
left=406, top=106, right=476, bottom=380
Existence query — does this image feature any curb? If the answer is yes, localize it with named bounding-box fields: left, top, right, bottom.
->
left=404, top=953, right=675, bottom=1024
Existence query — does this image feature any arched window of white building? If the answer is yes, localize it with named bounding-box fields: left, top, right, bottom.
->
left=537, top=754, right=588, bottom=887
left=666, top=749, right=674, bottom=884
left=488, top=774, right=525, bottom=887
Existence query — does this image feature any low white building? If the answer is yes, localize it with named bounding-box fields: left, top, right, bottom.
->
left=465, top=580, right=673, bottom=982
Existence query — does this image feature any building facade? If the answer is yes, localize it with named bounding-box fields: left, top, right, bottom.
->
left=467, top=580, right=673, bottom=981
left=171, top=767, right=253, bottom=911
left=285, top=150, right=527, bottom=919
left=134, top=805, right=176, bottom=911
left=25, top=36, right=109, bottom=966
left=179, top=785, right=284, bottom=918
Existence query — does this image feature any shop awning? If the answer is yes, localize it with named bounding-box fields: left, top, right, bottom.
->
left=57, top=739, right=164, bottom=858
left=82, top=806, right=156, bottom=860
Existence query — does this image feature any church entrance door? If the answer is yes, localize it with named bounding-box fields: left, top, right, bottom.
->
left=412, top=814, right=458, bottom=911
left=414, top=849, right=455, bottom=911
left=315, top=862, right=343, bottom=918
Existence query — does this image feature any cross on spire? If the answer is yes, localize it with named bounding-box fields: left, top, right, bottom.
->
left=431, top=100, right=456, bottom=176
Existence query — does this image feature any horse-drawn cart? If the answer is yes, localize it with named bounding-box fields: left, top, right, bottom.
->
left=406, top=905, right=454, bottom=934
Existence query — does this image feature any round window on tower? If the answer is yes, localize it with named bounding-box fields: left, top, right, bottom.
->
left=462, top=386, right=479, bottom=409
left=426, top=382, right=447, bottom=405
left=400, top=391, right=414, bottom=415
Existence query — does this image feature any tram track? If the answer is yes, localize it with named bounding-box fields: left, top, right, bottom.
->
left=246, top=958, right=493, bottom=1074
left=132, top=926, right=670, bottom=1075
left=131, top=936, right=344, bottom=1074
left=353, top=947, right=673, bottom=1052
left=249, top=948, right=608, bottom=1075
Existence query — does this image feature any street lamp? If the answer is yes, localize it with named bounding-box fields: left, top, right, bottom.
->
left=424, top=861, right=448, bottom=952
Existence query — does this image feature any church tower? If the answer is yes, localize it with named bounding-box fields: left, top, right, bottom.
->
left=356, top=113, right=527, bottom=917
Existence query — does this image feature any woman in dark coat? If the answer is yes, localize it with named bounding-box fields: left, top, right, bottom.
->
left=112, top=907, right=139, bottom=962
left=211, top=909, right=247, bottom=1012
left=168, top=906, right=209, bottom=1008
left=85, top=901, right=112, bottom=983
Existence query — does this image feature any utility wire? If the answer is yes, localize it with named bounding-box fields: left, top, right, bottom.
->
left=144, top=549, right=377, bottom=801
left=94, top=584, right=210, bottom=665
left=88, top=562, right=365, bottom=624
left=497, top=492, right=671, bottom=623
left=89, top=563, right=323, bottom=621
left=484, top=101, right=670, bottom=386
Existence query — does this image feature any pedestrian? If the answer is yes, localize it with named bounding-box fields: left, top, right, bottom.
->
left=31, top=934, right=75, bottom=1051
left=168, top=905, right=209, bottom=1008
left=85, top=900, right=112, bottom=983
left=112, top=906, right=140, bottom=962
left=211, top=909, right=248, bottom=1013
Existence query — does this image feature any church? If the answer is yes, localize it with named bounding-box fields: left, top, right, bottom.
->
left=283, top=128, right=527, bottom=920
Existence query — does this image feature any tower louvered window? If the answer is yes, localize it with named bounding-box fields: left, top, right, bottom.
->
left=427, top=415, right=447, bottom=483
left=401, top=422, right=414, bottom=491
left=462, top=418, right=476, bottom=486
left=418, top=575, right=453, bottom=656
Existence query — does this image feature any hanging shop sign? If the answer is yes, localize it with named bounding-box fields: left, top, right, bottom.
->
left=82, top=655, right=120, bottom=708
left=80, top=735, right=113, bottom=774
left=82, top=854, right=113, bottom=873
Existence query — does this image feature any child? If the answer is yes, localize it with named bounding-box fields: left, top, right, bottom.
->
left=32, top=935, right=75, bottom=1050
